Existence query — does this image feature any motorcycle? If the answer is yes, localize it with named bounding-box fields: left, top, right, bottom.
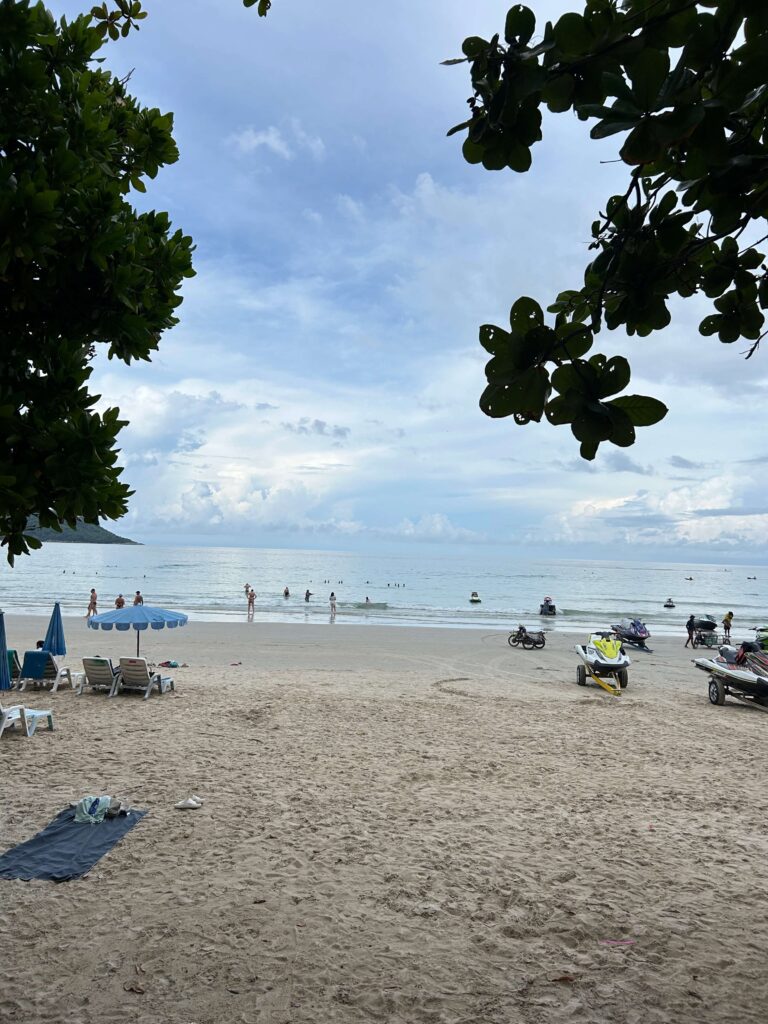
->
left=508, top=625, right=546, bottom=650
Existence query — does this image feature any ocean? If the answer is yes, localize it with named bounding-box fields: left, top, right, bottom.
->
left=0, top=543, right=766, bottom=639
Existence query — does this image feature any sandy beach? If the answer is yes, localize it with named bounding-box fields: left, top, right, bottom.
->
left=2, top=615, right=767, bottom=1024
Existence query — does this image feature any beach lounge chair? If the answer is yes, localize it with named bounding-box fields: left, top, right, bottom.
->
left=0, top=701, right=54, bottom=739
left=17, top=651, right=77, bottom=694
left=115, top=658, right=174, bottom=700
left=7, top=649, right=22, bottom=686
left=79, top=657, right=121, bottom=697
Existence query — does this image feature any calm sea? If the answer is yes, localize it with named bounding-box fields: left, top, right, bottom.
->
left=0, top=543, right=766, bottom=638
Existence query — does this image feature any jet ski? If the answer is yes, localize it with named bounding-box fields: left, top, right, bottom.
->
left=539, top=596, right=556, bottom=616
left=694, top=642, right=768, bottom=707
left=612, top=617, right=651, bottom=649
left=469, top=591, right=481, bottom=604
left=663, top=598, right=675, bottom=608
left=575, top=631, right=631, bottom=692
left=693, top=615, right=717, bottom=631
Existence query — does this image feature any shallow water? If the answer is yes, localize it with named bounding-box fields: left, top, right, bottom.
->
left=1, top=543, right=766, bottom=639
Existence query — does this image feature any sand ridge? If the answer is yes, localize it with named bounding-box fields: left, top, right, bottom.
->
left=1, top=617, right=766, bottom=1023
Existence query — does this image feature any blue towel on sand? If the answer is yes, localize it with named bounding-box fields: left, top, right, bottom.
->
left=20, top=650, right=49, bottom=680
left=0, top=807, right=147, bottom=882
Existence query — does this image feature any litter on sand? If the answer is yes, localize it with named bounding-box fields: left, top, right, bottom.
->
left=174, top=795, right=203, bottom=809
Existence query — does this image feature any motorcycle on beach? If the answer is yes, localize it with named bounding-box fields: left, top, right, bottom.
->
left=508, top=625, right=546, bottom=650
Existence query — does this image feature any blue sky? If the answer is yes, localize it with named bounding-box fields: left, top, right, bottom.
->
left=50, top=0, right=768, bottom=560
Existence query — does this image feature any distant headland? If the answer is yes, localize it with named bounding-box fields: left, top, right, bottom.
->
left=26, top=517, right=139, bottom=546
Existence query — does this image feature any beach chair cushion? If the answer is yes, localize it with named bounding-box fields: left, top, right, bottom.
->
left=0, top=703, right=54, bottom=739
left=18, top=651, right=76, bottom=694
left=116, top=658, right=174, bottom=700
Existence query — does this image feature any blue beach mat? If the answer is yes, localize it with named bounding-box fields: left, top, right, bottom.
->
left=0, top=806, right=147, bottom=882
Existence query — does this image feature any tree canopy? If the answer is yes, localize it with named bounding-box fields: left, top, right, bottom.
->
left=0, top=0, right=193, bottom=562
left=442, top=0, right=768, bottom=458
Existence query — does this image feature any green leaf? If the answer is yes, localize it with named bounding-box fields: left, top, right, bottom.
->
left=596, top=355, right=630, bottom=398
left=462, top=36, right=489, bottom=59
left=462, top=138, right=484, bottom=164
left=505, top=5, right=536, bottom=45
left=509, top=296, right=543, bottom=334
left=553, top=12, right=593, bottom=56
left=606, top=406, right=636, bottom=447
left=608, top=395, right=668, bottom=427
left=542, top=73, right=574, bottom=112
left=619, top=119, right=662, bottom=165
left=479, top=324, right=510, bottom=354
left=627, top=49, right=670, bottom=110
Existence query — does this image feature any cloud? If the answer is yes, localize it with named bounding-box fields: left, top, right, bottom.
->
left=229, top=125, right=293, bottom=159
left=281, top=418, right=351, bottom=439
left=229, top=119, right=325, bottom=161
left=603, top=451, right=654, bottom=476
left=386, top=513, right=483, bottom=543
left=668, top=455, right=705, bottom=469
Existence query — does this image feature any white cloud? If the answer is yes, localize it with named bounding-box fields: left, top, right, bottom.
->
left=229, top=125, right=293, bottom=159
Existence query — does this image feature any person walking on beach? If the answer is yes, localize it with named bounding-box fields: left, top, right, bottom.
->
left=722, top=611, right=734, bottom=640
left=133, top=590, right=144, bottom=605
left=115, top=594, right=125, bottom=609
left=86, top=588, right=97, bottom=618
left=329, top=591, right=337, bottom=616
left=684, top=614, right=696, bottom=648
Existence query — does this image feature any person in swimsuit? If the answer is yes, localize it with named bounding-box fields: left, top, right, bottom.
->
left=86, top=588, right=97, bottom=618
left=133, top=591, right=144, bottom=605
left=115, top=594, right=125, bottom=609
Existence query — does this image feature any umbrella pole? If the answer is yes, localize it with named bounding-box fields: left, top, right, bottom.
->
left=137, top=629, right=140, bottom=657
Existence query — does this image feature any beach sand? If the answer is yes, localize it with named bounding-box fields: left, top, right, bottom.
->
left=1, top=616, right=767, bottom=1023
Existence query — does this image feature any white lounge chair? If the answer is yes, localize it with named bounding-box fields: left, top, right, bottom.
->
left=79, top=657, right=120, bottom=696
left=0, top=701, right=54, bottom=739
left=18, top=651, right=78, bottom=694
left=116, top=658, right=174, bottom=700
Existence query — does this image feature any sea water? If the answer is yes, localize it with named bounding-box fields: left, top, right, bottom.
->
left=0, top=543, right=766, bottom=638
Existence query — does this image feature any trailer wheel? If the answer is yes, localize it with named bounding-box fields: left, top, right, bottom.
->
left=708, top=677, right=726, bottom=706
left=576, top=664, right=586, bottom=687
left=617, top=669, right=629, bottom=689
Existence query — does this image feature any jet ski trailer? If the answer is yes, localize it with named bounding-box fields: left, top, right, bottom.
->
left=694, top=643, right=768, bottom=710
left=575, top=631, right=631, bottom=696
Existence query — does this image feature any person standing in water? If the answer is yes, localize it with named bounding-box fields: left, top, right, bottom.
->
left=329, top=592, right=337, bottom=616
left=247, top=587, right=255, bottom=617
left=115, top=594, right=125, bottom=609
left=133, top=590, right=144, bottom=606
left=283, top=586, right=290, bottom=598
left=86, top=588, right=97, bottom=618
left=304, top=589, right=312, bottom=602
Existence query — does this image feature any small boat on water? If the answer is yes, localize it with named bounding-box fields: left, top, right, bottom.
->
left=469, top=591, right=481, bottom=604
left=663, top=598, right=675, bottom=608
left=539, top=596, right=556, bottom=616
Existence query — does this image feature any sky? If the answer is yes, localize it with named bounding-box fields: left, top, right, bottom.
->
left=49, top=0, right=768, bottom=561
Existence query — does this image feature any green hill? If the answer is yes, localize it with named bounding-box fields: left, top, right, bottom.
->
left=26, top=518, right=139, bottom=545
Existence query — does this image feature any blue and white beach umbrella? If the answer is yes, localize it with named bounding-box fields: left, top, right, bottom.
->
left=0, top=611, right=11, bottom=692
left=43, top=601, right=66, bottom=656
left=87, top=605, right=188, bottom=656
